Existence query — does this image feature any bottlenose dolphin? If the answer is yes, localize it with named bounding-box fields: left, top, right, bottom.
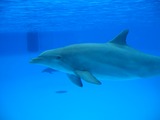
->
left=30, top=30, right=160, bottom=87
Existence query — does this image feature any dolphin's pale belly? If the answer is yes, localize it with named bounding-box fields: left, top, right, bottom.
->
left=91, top=67, right=141, bottom=81
left=93, top=74, right=140, bottom=81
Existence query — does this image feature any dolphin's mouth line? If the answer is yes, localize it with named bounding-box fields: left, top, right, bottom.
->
left=30, top=57, right=43, bottom=63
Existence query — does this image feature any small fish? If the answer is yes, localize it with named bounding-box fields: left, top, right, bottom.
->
left=42, top=67, right=57, bottom=74
left=55, top=90, right=67, bottom=94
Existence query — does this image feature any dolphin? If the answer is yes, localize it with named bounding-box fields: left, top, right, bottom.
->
left=30, top=30, right=160, bottom=87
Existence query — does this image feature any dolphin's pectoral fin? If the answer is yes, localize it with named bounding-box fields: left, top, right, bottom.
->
left=109, top=29, right=129, bottom=46
left=75, top=70, right=102, bottom=85
left=67, top=74, right=83, bottom=87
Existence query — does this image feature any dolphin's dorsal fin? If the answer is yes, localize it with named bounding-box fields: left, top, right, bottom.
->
left=110, top=29, right=129, bottom=45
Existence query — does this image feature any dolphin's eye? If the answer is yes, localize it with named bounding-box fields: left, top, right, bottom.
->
left=55, top=55, right=61, bottom=60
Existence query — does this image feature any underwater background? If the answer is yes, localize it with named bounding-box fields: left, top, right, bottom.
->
left=0, top=0, right=160, bottom=120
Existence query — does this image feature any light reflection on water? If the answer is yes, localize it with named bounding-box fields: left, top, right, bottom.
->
left=0, top=0, right=159, bottom=31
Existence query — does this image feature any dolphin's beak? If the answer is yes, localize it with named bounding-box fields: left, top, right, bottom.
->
left=30, top=57, right=43, bottom=63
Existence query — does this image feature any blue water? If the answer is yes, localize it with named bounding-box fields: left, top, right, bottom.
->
left=0, top=0, right=160, bottom=120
